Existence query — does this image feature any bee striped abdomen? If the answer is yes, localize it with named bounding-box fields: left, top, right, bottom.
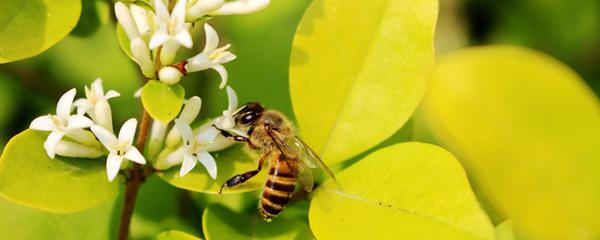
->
left=259, top=163, right=297, bottom=220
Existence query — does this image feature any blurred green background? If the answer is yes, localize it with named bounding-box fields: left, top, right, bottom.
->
left=0, top=0, right=599, bottom=239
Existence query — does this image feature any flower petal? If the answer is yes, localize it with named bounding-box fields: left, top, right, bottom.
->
left=179, top=153, right=198, bottom=177
left=118, top=118, right=138, bottom=144
left=175, top=29, right=193, bottom=49
left=44, top=131, right=65, bottom=159
left=92, top=78, right=104, bottom=96
left=203, top=23, right=219, bottom=52
left=225, top=86, right=238, bottom=113
left=171, top=0, right=187, bottom=30
left=124, top=147, right=146, bottom=164
left=67, top=115, right=94, bottom=129
left=105, top=90, right=121, bottom=100
left=56, top=88, right=76, bottom=122
left=174, top=119, right=194, bottom=144
left=114, top=2, right=141, bottom=39
left=197, top=126, right=218, bottom=143
left=218, top=51, right=237, bottom=64
left=187, top=0, right=224, bottom=21
left=213, top=0, right=270, bottom=15
left=197, top=150, right=217, bottom=179
left=179, top=96, right=202, bottom=124
left=185, top=53, right=211, bottom=72
left=106, top=153, right=124, bottom=182
left=153, top=0, right=170, bottom=27
left=211, top=64, right=228, bottom=89
left=91, top=125, right=118, bottom=150
left=30, top=115, right=56, bottom=131
left=73, top=99, right=92, bottom=115
left=157, top=146, right=184, bottom=170
left=130, top=4, right=153, bottom=37
left=149, top=29, right=170, bottom=50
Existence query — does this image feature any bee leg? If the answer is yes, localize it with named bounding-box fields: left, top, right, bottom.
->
left=219, top=154, right=266, bottom=194
left=212, top=124, right=249, bottom=142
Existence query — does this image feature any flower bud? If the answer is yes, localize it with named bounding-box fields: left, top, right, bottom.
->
left=131, top=37, right=155, bottom=78
left=65, top=129, right=101, bottom=147
left=166, top=97, right=202, bottom=147
left=55, top=140, right=104, bottom=158
left=147, top=120, right=167, bottom=158
left=187, top=0, right=224, bottom=21
left=155, top=147, right=184, bottom=170
left=159, top=66, right=183, bottom=85
left=95, top=100, right=113, bottom=133
left=114, top=2, right=140, bottom=39
left=130, top=4, right=154, bottom=40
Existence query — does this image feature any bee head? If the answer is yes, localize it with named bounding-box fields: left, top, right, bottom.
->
left=234, top=102, right=264, bottom=126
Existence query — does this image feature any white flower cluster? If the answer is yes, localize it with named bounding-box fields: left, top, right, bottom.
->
left=115, top=0, right=268, bottom=87
left=29, top=79, right=244, bottom=182
left=28, top=0, right=266, bottom=183
left=150, top=86, right=242, bottom=178
left=30, top=79, right=146, bottom=182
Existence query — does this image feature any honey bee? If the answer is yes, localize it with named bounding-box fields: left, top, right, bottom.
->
left=213, top=102, right=335, bottom=221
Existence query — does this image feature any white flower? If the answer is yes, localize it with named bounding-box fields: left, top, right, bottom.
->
left=115, top=2, right=156, bottom=77
left=174, top=119, right=218, bottom=178
left=186, top=0, right=224, bottom=21
left=166, top=96, right=202, bottom=147
left=74, top=78, right=120, bottom=132
left=214, top=86, right=238, bottom=130
left=212, top=0, right=270, bottom=15
left=185, top=23, right=236, bottom=89
left=30, top=89, right=95, bottom=158
left=149, top=0, right=193, bottom=64
left=91, top=119, right=147, bottom=182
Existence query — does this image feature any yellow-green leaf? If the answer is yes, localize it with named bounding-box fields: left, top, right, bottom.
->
left=309, top=142, right=495, bottom=239
left=158, top=145, right=265, bottom=194
left=289, top=0, right=438, bottom=165
left=496, top=221, right=516, bottom=240
left=142, top=80, right=185, bottom=124
left=203, top=204, right=313, bottom=240
left=0, top=0, right=81, bottom=63
left=0, top=130, right=118, bottom=213
left=116, top=24, right=134, bottom=61
left=0, top=196, right=115, bottom=239
left=422, top=46, right=600, bottom=239
left=155, top=230, right=200, bottom=240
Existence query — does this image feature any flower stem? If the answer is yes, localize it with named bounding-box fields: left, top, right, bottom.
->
left=117, top=110, right=152, bottom=240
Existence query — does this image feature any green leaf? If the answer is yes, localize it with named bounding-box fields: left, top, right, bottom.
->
left=158, top=145, right=265, bottom=194
left=203, top=204, right=313, bottom=240
left=116, top=24, right=135, bottom=61
left=289, top=0, right=438, bottom=165
left=155, top=230, right=201, bottom=240
left=421, top=46, right=600, bottom=239
left=0, top=0, right=81, bottom=63
left=0, top=130, right=119, bottom=213
left=0, top=195, right=115, bottom=239
left=309, top=142, right=495, bottom=239
left=142, top=80, right=185, bottom=124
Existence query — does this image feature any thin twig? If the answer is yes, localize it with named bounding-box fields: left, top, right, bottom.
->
left=117, top=111, right=151, bottom=240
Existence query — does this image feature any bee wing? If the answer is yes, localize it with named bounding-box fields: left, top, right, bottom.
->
left=297, top=160, right=315, bottom=192
left=291, top=137, right=336, bottom=181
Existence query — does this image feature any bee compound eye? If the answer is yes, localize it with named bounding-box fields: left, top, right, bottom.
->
left=241, top=113, right=256, bottom=124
